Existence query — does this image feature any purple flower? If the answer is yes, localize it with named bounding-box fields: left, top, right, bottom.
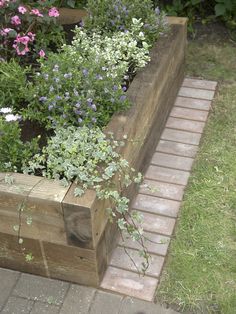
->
left=56, top=95, right=62, bottom=100
left=91, top=104, right=97, bottom=111
left=48, top=104, right=54, bottom=111
left=78, top=118, right=83, bottom=123
left=122, top=86, right=127, bottom=92
left=87, top=98, right=93, bottom=105
left=54, top=77, right=60, bottom=83
left=96, top=74, right=103, bottom=80
left=75, top=102, right=81, bottom=108
left=82, top=69, right=89, bottom=76
left=39, top=96, right=47, bottom=102
left=74, top=109, right=82, bottom=115
left=64, top=73, right=72, bottom=79
left=113, top=85, right=118, bottom=91
left=120, top=95, right=126, bottom=102
left=155, top=7, right=160, bottom=15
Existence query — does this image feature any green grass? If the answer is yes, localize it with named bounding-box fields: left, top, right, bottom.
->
left=158, top=40, right=236, bottom=313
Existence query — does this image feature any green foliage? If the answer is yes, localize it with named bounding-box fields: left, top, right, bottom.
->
left=23, top=126, right=149, bottom=270
left=85, top=0, right=168, bottom=45
left=0, top=59, right=29, bottom=110
left=0, top=116, right=39, bottom=172
left=159, top=0, right=236, bottom=30
left=25, top=19, right=150, bottom=129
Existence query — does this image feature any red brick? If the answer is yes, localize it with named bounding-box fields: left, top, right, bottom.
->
left=110, top=247, right=165, bottom=278
left=156, top=140, right=198, bottom=158
left=151, top=152, right=194, bottom=171
left=100, top=267, right=158, bottom=301
left=134, top=210, right=176, bottom=236
left=161, top=128, right=201, bottom=145
left=178, top=87, right=215, bottom=100
left=166, top=117, right=205, bottom=133
left=145, top=165, right=190, bottom=186
left=183, top=78, right=217, bottom=91
left=170, top=107, right=208, bottom=122
left=119, top=232, right=170, bottom=256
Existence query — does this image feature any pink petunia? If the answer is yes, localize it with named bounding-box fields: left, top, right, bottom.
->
left=39, top=49, right=45, bottom=58
left=11, top=15, right=21, bottom=26
left=18, top=6, right=27, bottom=14
left=0, top=28, right=13, bottom=36
left=48, top=7, right=60, bottom=17
left=27, top=32, right=35, bottom=41
left=31, top=9, right=43, bottom=17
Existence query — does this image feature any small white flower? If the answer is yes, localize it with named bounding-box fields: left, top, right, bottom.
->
left=0, top=107, right=12, bottom=114
left=5, top=114, right=21, bottom=122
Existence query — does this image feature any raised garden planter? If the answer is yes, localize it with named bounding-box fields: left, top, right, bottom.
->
left=0, top=16, right=187, bottom=287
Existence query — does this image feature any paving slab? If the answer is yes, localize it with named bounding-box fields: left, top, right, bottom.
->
left=59, top=285, right=95, bottom=314
left=30, top=301, right=60, bottom=314
left=183, top=78, right=217, bottom=90
left=170, top=106, right=208, bottom=122
left=133, top=191, right=180, bottom=217
left=151, top=152, right=194, bottom=171
left=0, top=268, right=19, bottom=311
left=120, top=296, right=179, bottom=314
left=12, top=273, right=69, bottom=305
left=135, top=210, right=176, bottom=236
left=161, top=128, right=201, bottom=145
left=100, top=267, right=158, bottom=301
left=2, top=296, right=34, bottom=314
left=110, top=247, right=165, bottom=278
left=119, top=232, right=170, bottom=256
left=89, top=291, right=123, bottom=314
left=174, top=96, right=211, bottom=111
left=145, top=165, right=190, bottom=186
left=178, top=86, right=215, bottom=100
left=156, top=140, right=198, bottom=158
left=166, top=117, right=205, bottom=133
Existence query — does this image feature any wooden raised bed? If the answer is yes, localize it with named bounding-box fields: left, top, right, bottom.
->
left=0, top=16, right=187, bottom=287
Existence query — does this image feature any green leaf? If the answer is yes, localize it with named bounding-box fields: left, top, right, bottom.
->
left=215, top=3, right=227, bottom=16
left=67, top=0, right=76, bottom=8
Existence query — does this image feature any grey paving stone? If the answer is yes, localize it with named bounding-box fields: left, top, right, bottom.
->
left=119, top=232, right=170, bottom=256
left=156, top=140, right=198, bottom=158
left=170, top=107, right=208, bottom=122
left=89, top=290, right=123, bottom=314
left=161, top=128, right=201, bottom=145
left=178, top=86, right=215, bottom=100
left=110, top=247, right=165, bottom=278
left=166, top=117, right=205, bottom=133
left=30, top=301, right=60, bottom=314
left=2, top=296, right=34, bottom=314
left=151, top=152, right=194, bottom=172
left=0, top=268, right=20, bottom=311
left=174, top=96, right=211, bottom=111
left=133, top=191, right=180, bottom=218
left=12, top=273, right=69, bottom=305
left=183, top=78, right=217, bottom=91
left=100, top=267, right=158, bottom=301
left=145, top=165, right=190, bottom=187
left=120, top=297, right=179, bottom=314
left=59, top=285, right=95, bottom=314
left=132, top=210, right=176, bottom=236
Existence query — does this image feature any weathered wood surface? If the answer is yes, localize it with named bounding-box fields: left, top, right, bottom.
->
left=0, top=17, right=187, bottom=286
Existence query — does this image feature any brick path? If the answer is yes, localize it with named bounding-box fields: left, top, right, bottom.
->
left=101, top=77, right=217, bottom=301
left=0, top=77, right=217, bottom=313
